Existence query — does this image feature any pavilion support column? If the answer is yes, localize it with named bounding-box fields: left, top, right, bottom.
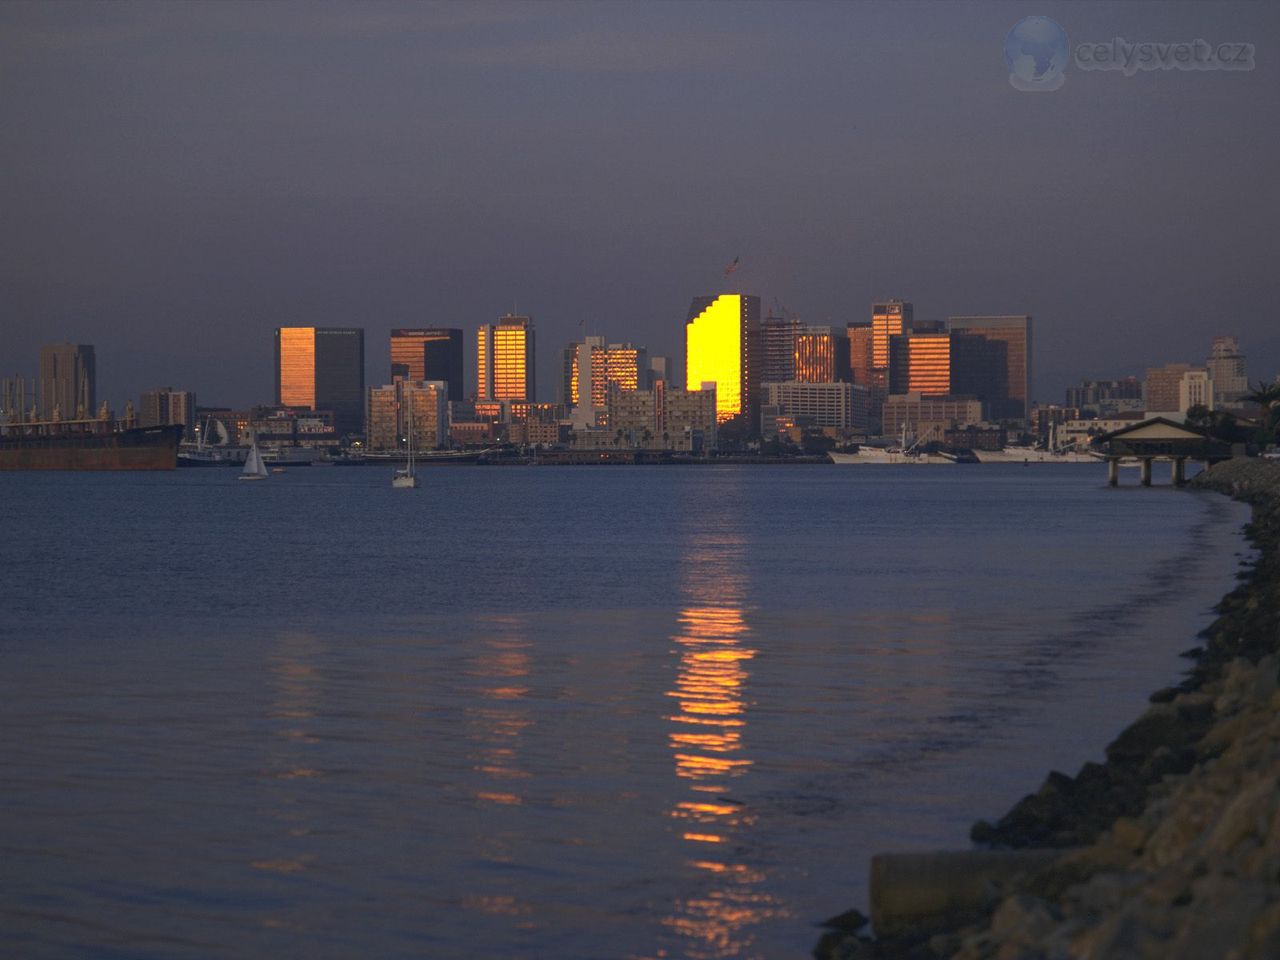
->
left=1108, top=457, right=1119, bottom=487
left=1140, top=458, right=1153, bottom=487
left=1173, top=458, right=1186, bottom=487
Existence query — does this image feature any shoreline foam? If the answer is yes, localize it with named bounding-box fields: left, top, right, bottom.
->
left=816, top=457, right=1280, bottom=960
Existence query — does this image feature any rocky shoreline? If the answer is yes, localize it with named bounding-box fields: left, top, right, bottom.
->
left=816, top=457, right=1280, bottom=960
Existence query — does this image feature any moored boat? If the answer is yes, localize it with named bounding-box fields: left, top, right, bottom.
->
left=0, top=419, right=183, bottom=470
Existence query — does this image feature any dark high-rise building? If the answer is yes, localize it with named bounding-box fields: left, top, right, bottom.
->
left=847, top=323, right=874, bottom=389
left=946, top=315, right=1032, bottom=421
left=390, top=328, right=463, bottom=402
left=762, top=313, right=802, bottom=384
left=39, top=343, right=95, bottom=420
left=888, top=332, right=1007, bottom=406
left=275, top=327, right=366, bottom=436
left=685, top=294, right=762, bottom=428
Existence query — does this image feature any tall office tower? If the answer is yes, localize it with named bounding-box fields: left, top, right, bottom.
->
left=138, top=387, right=197, bottom=438
left=946, top=315, right=1032, bottom=421
left=590, top=342, right=647, bottom=408
left=794, top=326, right=852, bottom=383
left=390, top=328, right=463, bottom=403
left=847, top=323, right=874, bottom=389
left=1143, top=363, right=1195, bottom=414
left=38, top=343, right=95, bottom=420
left=871, top=300, right=914, bottom=372
left=274, top=327, right=366, bottom=436
left=477, top=314, right=535, bottom=401
left=1207, top=336, right=1248, bottom=407
left=1178, top=369, right=1214, bottom=413
left=562, top=335, right=604, bottom=406
left=648, top=356, right=673, bottom=388
left=762, top=313, right=803, bottom=383
left=685, top=293, right=762, bottom=426
left=562, top=337, right=647, bottom=424
left=888, top=332, right=1008, bottom=402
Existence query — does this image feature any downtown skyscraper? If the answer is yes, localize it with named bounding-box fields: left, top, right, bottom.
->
left=945, top=315, right=1032, bottom=421
left=38, top=342, right=95, bottom=420
left=274, top=327, right=365, bottom=436
left=477, top=314, right=536, bottom=402
left=390, top=328, right=464, bottom=402
left=685, top=294, right=761, bottom=426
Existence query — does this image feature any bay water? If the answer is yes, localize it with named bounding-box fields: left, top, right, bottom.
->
left=0, top=465, right=1251, bottom=958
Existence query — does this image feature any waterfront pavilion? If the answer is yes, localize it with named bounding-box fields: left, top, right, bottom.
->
left=1093, top=416, right=1232, bottom=487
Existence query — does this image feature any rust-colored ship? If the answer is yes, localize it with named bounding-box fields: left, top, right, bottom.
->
left=0, top=418, right=183, bottom=470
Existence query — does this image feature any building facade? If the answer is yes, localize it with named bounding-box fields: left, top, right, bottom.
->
left=477, top=314, right=535, bottom=402
left=1143, top=363, right=1196, bottom=415
left=562, top=337, right=647, bottom=414
left=794, top=327, right=851, bottom=383
left=138, top=387, right=197, bottom=439
left=847, top=323, right=874, bottom=389
left=1207, top=336, right=1248, bottom=407
left=366, top=380, right=448, bottom=452
left=39, top=342, right=95, bottom=420
left=888, top=331, right=1008, bottom=404
left=390, top=328, right=464, bottom=403
left=685, top=293, right=761, bottom=426
left=881, top=392, right=985, bottom=440
left=602, top=381, right=718, bottom=452
left=1065, top=377, right=1144, bottom=413
left=760, top=381, right=869, bottom=433
left=1178, top=369, right=1215, bottom=413
left=647, top=356, right=672, bottom=388
left=872, top=300, right=914, bottom=373
left=762, top=313, right=803, bottom=384
left=274, top=326, right=366, bottom=436
left=945, top=315, right=1031, bottom=421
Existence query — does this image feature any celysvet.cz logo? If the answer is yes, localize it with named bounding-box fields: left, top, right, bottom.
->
left=1004, top=17, right=1256, bottom=92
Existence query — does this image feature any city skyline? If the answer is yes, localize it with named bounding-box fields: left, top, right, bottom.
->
left=3, top=3, right=1277, bottom=411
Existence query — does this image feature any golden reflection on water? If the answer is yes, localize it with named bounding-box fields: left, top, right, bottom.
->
left=466, top=616, right=533, bottom=812
left=661, top=532, right=785, bottom=958
left=257, top=631, right=327, bottom=885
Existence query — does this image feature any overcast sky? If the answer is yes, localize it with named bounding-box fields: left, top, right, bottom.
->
left=2, top=0, right=1277, bottom=409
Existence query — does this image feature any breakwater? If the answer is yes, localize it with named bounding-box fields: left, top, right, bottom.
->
left=817, top=457, right=1280, bottom=960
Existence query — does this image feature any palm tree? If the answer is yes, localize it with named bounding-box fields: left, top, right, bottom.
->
left=1249, top=381, right=1280, bottom=422
left=1247, top=380, right=1280, bottom=430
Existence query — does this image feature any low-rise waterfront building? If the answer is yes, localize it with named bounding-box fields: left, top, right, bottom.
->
left=366, top=380, right=448, bottom=451
left=759, top=381, right=869, bottom=434
left=881, top=393, right=985, bottom=440
left=590, top=381, right=717, bottom=452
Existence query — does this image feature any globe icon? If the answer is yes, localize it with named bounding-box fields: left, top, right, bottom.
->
left=1004, top=17, right=1069, bottom=91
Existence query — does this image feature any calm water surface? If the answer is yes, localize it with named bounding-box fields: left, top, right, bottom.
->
left=0, top=465, right=1251, bottom=959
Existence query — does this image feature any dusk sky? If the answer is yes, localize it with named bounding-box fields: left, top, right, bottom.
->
left=3, top=0, right=1277, bottom=410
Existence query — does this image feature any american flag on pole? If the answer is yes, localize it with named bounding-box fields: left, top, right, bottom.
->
left=723, top=256, right=740, bottom=277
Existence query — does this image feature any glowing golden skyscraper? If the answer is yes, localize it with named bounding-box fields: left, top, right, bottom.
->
left=477, top=314, right=536, bottom=401
left=685, top=294, right=761, bottom=425
left=871, top=300, right=914, bottom=370
left=274, top=326, right=364, bottom=435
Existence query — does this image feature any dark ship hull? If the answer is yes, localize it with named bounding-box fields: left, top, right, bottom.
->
left=0, top=423, right=183, bottom=471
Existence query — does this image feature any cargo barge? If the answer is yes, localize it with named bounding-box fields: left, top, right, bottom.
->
left=0, top=419, right=184, bottom=470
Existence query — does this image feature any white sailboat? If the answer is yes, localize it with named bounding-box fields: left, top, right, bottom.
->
left=392, top=400, right=419, bottom=489
left=239, top=441, right=269, bottom=481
